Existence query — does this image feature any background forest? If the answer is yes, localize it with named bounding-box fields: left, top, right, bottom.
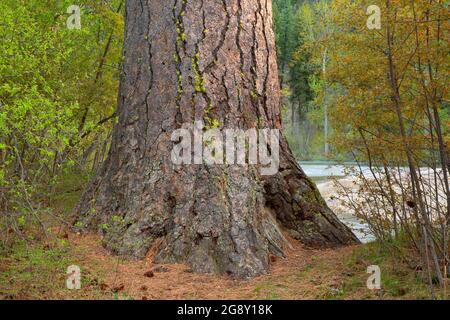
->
left=0, top=0, right=449, bottom=299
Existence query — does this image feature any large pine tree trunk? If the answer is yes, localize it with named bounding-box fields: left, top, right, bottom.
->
left=73, top=0, right=358, bottom=279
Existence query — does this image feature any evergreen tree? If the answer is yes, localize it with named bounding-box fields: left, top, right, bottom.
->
left=273, top=0, right=300, bottom=85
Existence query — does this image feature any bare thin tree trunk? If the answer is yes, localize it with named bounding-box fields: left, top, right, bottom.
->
left=386, top=0, right=444, bottom=287
left=322, top=49, right=329, bottom=156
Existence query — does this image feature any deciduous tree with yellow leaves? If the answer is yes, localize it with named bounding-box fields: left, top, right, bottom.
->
left=322, top=0, right=449, bottom=293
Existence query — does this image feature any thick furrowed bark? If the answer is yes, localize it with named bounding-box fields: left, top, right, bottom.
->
left=73, top=0, right=358, bottom=279
left=265, top=138, right=359, bottom=246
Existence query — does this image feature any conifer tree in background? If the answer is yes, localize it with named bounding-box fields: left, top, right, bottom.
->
left=273, top=0, right=317, bottom=159
left=273, top=0, right=300, bottom=86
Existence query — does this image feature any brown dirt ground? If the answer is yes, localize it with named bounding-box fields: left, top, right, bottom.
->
left=61, top=233, right=364, bottom=300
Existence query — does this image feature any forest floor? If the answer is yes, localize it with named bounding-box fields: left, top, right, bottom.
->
left=0, top=179, right=443, bottom=300
left=0, top=230, right=438, bottom=300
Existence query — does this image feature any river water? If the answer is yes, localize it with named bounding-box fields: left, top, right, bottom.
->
left=301, top=161, right=376, bottom=243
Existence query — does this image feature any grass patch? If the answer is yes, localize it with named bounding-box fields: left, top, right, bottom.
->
left=342, top=240, right=439, bottom=300
left=0, top=238, right=111, bottom=300
left=0, top=241, right=71, bottom=299
left=253, top=283, right=282, bottom=300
